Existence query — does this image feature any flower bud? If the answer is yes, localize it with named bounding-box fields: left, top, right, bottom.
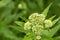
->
left=18, top=2, right=27, bottom=9
left=29, top=13, right=39, bottom=20
left=24, top=21, right=31, bottom=30
left=39, top=14, right=45, bottom=21
left=36, top=35, right=41, bottom=40
left=32, top=25, right=43, bottom=32
left=18, top=4, right=23, bottom=9
left=44, top=20, right=53, bottom=28
left=29, top=13, right=45, bottom=24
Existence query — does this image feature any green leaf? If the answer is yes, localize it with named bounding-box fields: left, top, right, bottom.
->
left=0, top=0, right=11, bottom=7
left=35, top=0, right=44, bottom=10
left=42, top=20, right=60, bottom=37
left=53, top=17, right=60, bottom=25
left=53, top=36, right=60, bottom=40
left=48, top=24, right=60, bottom=37
left=0, top=1, right=14, bottom=22
left=41, top=35, right=53, bottom=40
left=49, top=15, right=56, bottom=20
left=9, top=25, right=26, bottom=33
left=15, top=21, right=24, bottom=27
left=42, top=3, right=52, bottom=17
left=0, top=27, right=20, bottom=40
left=20, top=16, right=28, bottom=22
left=23, top=32, right=35, bottom=40
left=1, top=14, right=16, bottom=25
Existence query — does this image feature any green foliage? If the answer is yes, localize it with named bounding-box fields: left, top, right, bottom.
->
left=0, top=0, right=60, bottom=40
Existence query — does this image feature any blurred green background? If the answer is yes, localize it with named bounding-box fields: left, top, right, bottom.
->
left=0, top=0, right=60, bottom=40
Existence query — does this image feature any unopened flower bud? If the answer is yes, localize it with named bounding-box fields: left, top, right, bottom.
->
left=44, top=20, right=53, bottom=28
left=24, top=21, right=31, bottom=30
left=18, top=4, right=22, bottom=9
left=32, top=25, right=43, bottom=32
left=39, top=14, right=45, bottom=21
left=18, top=2, right=27, bottom=9
left=29, top=13, right=39, bottom=20
left=36, top=36, right=41, bottom=40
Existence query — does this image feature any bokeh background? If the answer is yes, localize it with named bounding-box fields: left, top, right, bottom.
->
left=0, top=0, right=60, bottom=40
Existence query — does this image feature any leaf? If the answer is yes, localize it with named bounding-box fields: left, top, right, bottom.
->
left=42, top=20, right=60, bottom=37
left=35, top=0, right=44, bottom=10
left=41, top=35, right=53, bottom=40
left=20, top=16, right=28, bottom=22
left=49, top=15, right=56, bottom=20
left=53, top=17, right=60, bottom=25
left=0, top=1, right=14, bottom=22
left=9, top=25, right=26, bottom=33
left=48, top=24, right=60, bottom=37
left=23, top=32, right=35, bottom=40
left=0, top=27, right=21, bottom=40
left=15, top=21, right=24, bottom=27
left=42, top=3, right=52, bottom=17
left=2, top=14, right=16, bottom=25
left=0, top=0, right=11, bottom=7
left=53, top=36, right=60, bottom=40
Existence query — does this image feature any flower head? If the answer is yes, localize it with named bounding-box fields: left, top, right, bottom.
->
left=44, top=20, right=53, bottom=28
left=24, top=21, right=32, bottom=30
left=29, top=13, right=45, bottom=25
left=39, top=14, right=45, bottom=21
left=29, top=13, right=39, bottom=20
left=32, top=25, right=43, bottom=32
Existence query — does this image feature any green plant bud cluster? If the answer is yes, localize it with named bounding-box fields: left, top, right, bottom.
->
left=29, top=13, right=45, bottom=25
left=24, top=13, right=53, bottom=31
left=24, top=13, right=55, bottom=40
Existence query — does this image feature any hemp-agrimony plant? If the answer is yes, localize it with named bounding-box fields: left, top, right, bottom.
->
left=15, top=3, right=60, bottom=40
